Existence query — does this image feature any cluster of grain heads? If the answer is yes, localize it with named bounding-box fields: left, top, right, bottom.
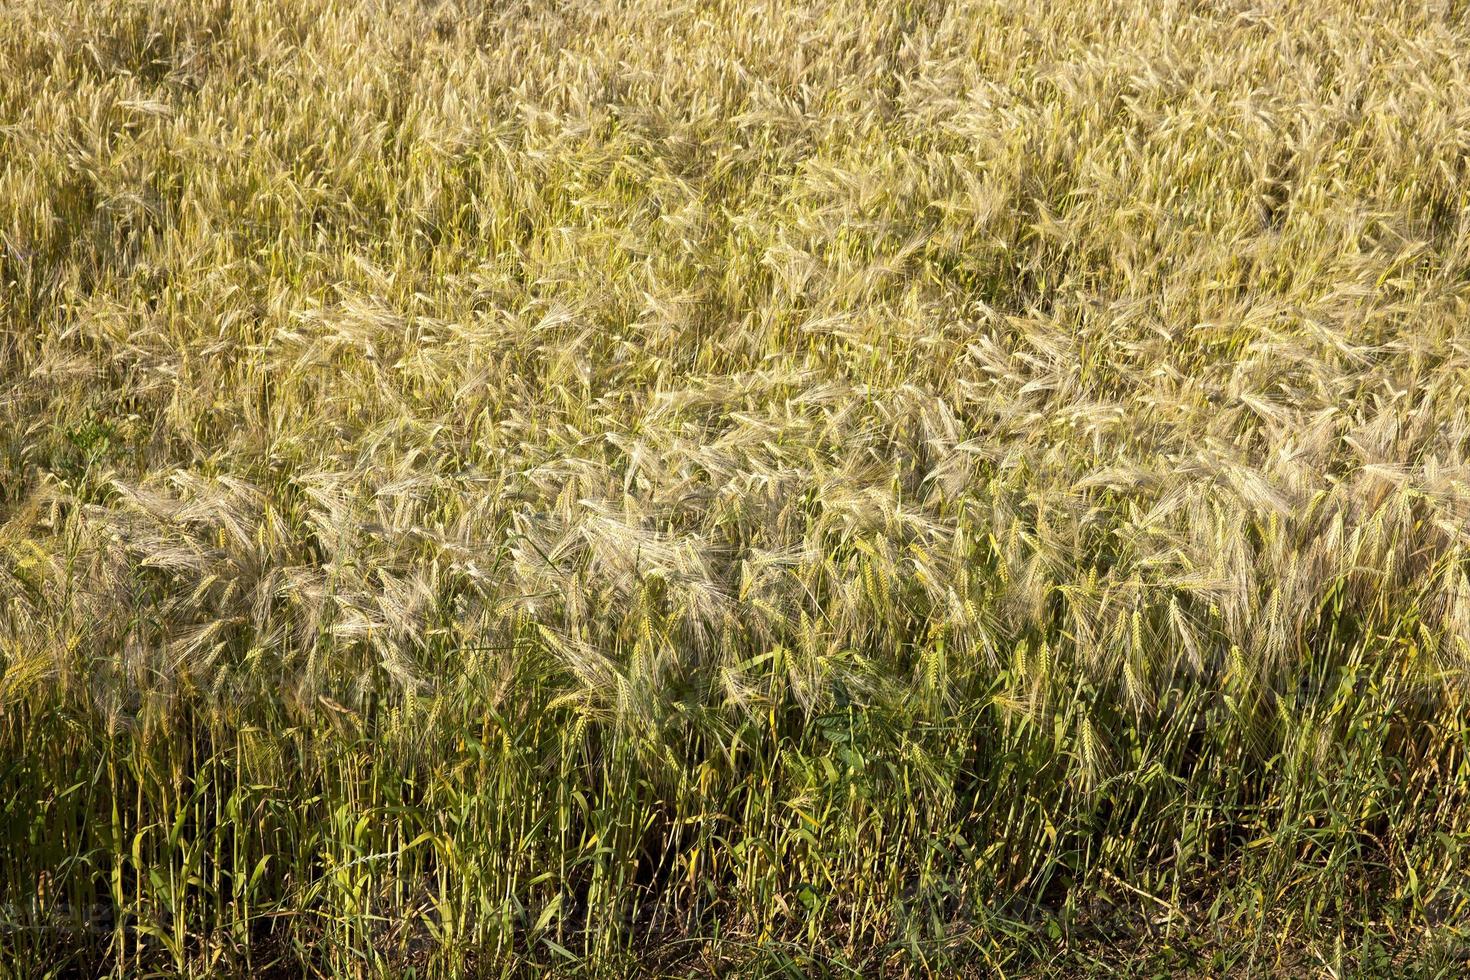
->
left=6, top=0, right=1470, bottom=973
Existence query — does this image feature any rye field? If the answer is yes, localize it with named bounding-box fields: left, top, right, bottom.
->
left=4, top=0, right=1470, bottom=975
